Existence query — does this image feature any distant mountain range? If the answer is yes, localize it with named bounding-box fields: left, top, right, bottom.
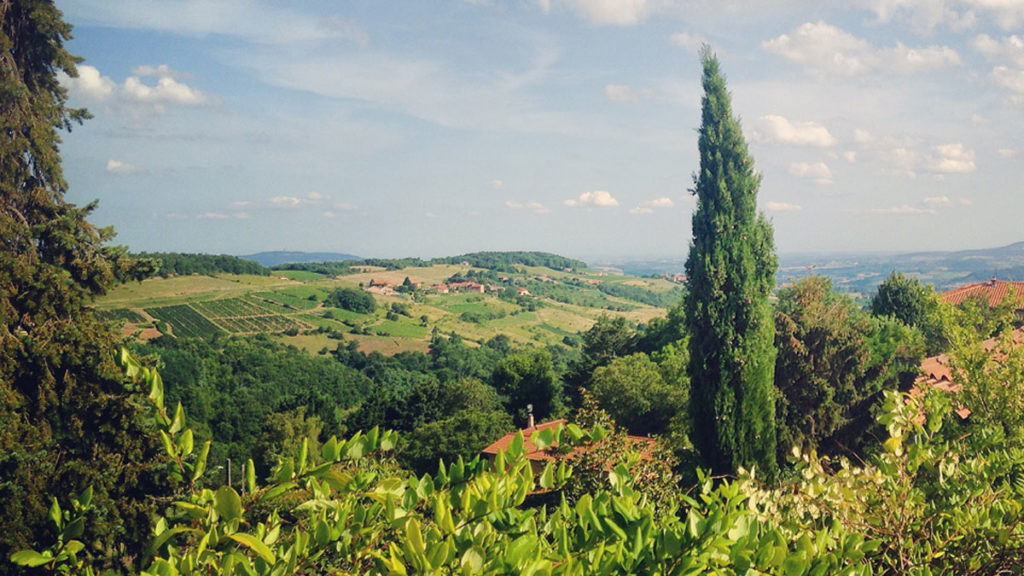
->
left=239, top=251, right=361, bottom=267
left=610, top=241, right=1024, bottom=299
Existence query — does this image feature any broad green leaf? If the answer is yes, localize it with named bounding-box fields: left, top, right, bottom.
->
left=78, top=485, right=93, bottom=509
left=48, top=497, right=62, bottom=529
left=178, top=428, right=194, bottom=456
left=215, top=485, right=243, bottom=521
left=460, top=545, right=485, bottom=574
left=227, top=532, right=275, bottom=564
left=62, top=517, right=84, bottom=540
left=192, top=440, right=211, bottom=483
left=10, top=550, right=51, bottom=567
left=169, top=402, right=185, bottom=435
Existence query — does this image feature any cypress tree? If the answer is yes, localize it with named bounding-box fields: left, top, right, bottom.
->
left=1, top=1, right=164, bottom=569
left=683, top=48, right=778, bottom=478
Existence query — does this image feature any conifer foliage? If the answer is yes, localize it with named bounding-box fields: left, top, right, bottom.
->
left=0, top=1, right=162, bottom=570
left=684, top=48, right=778, bottom=478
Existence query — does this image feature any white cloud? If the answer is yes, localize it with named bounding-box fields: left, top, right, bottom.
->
left=872, top=204, right=933, bottom=214
left=564, top=190, right=619, bottom=207
left=923, top=195, right=953, bottom=207
left=973, top=34, right=1024, bottom=66
left=853, top=129, right=874, bottom=143
left=763, top=21, right=961, bottom=76
left=506, top=200, right=550, bottom=214
left=629, top=197, right=674, bottom=214
left=992, top=65, right=1024, bottom=97
left=267, top=193, right=328, bottom=208
left=62, top=64, right=212, bottom=112
left=788, top=161, right=834, bottom=184
left=538, top=0, right=649, bottom=25
left=105, top=159, right=138, bottom=174
left=998, top=148, right=1017, bottom=158
left=765, top=201, right=802, bottom=212
left=669, top=31, right=706, bottom=52
left=604, top=84, right=651, bottom=102
left=123, top=75, right=209, bottom=106
left=132, top=64, right=180, bottom=78
left=844, top=151, right=858, bottom=163
left=61, top=65, right=116, bottom=100
left=752, top=115, right=836, bottom=147
left=928, top=142, right=976, bottom=173
left=197, top=212, right=231, bottom=220
left=857, top=0, right=977, bottom=32
left=491, top=179, right=504, bottom=189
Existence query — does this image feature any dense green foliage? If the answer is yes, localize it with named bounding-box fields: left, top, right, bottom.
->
left=437, top=251, right=587, bottom=272
left=595, top=281, right=684, bottom=308
left=870, top=271, right=934, bottom=330
left=774, top=276, right=923, bottom=463
left=0, top=3, right=165, bottom=570
left=135, top=336, right=373, bottom=476
left=135, top=252, right=270, bottom=277
left=324, top=286, right=377, bottom=314
left=684, top=49, right=778, bottom=478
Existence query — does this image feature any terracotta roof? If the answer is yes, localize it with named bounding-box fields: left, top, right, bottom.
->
left=915, top=326, right=1024, bottom=419
left=940, top=279, right=1024, bottom=309
left=481, top=419, right=657, bottom=463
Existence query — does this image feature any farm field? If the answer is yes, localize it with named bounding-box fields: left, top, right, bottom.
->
left=96, top=263, right=676, bottom=354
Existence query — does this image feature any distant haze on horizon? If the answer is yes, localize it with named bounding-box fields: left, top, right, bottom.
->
left=59, top=1, right=1024, bottom=259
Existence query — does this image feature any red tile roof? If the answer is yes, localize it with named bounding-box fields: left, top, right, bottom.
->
left=940, top=279, right=1024, bottom=309
left=481, top=419, right=657, bottom=464
left=915, top=327, right=1024, bottom=419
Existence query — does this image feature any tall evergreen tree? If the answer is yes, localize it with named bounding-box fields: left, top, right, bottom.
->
left=683, top=48, right=778, bottom=478
left=0, top=1, right=164, bottom=570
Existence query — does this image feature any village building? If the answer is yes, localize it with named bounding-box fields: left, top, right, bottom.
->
left=940, top=278, right=1024, bottom=324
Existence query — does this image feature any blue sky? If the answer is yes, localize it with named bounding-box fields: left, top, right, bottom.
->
left=58, top=0, right=1024, bottom=261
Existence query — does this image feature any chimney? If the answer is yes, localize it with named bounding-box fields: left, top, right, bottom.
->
left=527, top=403, right=534, bottom=428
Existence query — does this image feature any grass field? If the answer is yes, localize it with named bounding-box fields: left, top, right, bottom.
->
left=98, top=263, right=672, bottom=354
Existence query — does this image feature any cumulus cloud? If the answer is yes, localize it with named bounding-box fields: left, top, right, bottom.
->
left=197, top=212, right=231, bottom=220
left=765, top=201, right=802, bottom=212
left=752, top=115, right=836, bottom=147
left=973, top=34, right=1024, bottom=66
left=537, top=0, right=649, bottom=26
left=604, top=84, right=651, bottom=103
left=564, top=190, right=619, bottom=207
left=62, top=64, right=213, bottom=112
left=857, top=0, right=977, bottom=32
left=928, top=142, right=976, bottom=173
left=506, top=200, right=550, bottom=214
left=268, top=192, right=328, bottom=208
left=763, top=21, right=961, bottom=76
left=629, top=197, right=674, bottom=214
left=992, top=65, right=1024, bottom=98
left=491, top=179, right=504, bottom=189
left=64, top=65, right=116, bottom=100
left=105, top=159, right=139, bottom=174
left=788, top=161, right=834, bottom=184
left=998, top=148, right=1017, bottom=158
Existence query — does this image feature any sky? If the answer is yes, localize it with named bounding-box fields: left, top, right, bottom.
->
left=57, top=0, right=1024, bottom=262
